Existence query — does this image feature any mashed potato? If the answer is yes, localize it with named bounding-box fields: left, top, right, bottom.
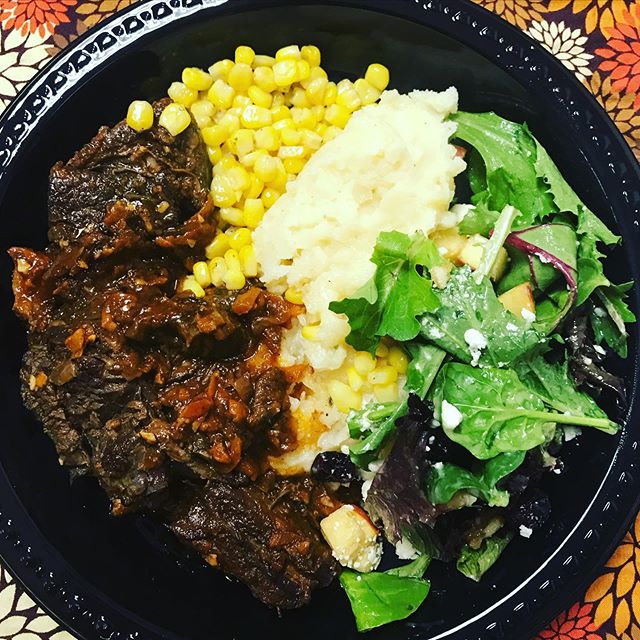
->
left=254, top=87, right=466, bottom=472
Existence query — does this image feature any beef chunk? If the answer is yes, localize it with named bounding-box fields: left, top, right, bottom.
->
left=169, top=475, right=339, bottom=609
left=10, top=102, right=338, bottom=609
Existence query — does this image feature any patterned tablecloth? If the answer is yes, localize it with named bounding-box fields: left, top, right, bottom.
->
left=0, top=1, right=638, bottom=639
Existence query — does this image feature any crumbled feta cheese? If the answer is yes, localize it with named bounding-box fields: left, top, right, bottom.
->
left=395, top=536, right=419, bottom=560
left=538, top=254, right=551, bottom=264
left=564, top=426, right=582, bottom=441
left=340, top=444, right=350, bottom=455
left=361, top=479, right=372, bottom=501
left=441, top=400, right=463, bottom=430
left=506, top=322, right=518, bottom=332
left=519, top=525, right=533, bottom=538
left=429, top=327, right=444, bottom=339
left=583, top=356, right=593, bottom=365
left=521, top=308, right=536, bottom=323
left=464, top=328, right=487, bottom=366
left=593, top=344, right=606, bottom=355
left=289, top=395, right=300, bottom=411
left=594, top=306, right=607, bottom=318
left=368, top=460, right=383, bottom=474
left=438, top=246, right=448, bottom=256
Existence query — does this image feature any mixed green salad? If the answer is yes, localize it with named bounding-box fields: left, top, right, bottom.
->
left=324, top=112, right=635, bottom=631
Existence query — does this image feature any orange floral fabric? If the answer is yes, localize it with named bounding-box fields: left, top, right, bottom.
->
left=0, top=1, right=637, bottom=640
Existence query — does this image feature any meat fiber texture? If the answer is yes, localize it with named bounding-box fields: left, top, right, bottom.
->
left=9, top=100, right=338, bottom=609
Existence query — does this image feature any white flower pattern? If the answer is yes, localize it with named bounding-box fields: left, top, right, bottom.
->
left=0, top=565, right=73, bottom=640
left=527, top=19, right=594, bottom=83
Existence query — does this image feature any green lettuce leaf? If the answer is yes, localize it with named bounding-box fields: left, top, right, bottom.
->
left=329, top=231, right=442, bottom=354
left=591, top=283, right=636, bottom=358
left=426, top=452, right=525, bottom=507
left=457, top=533, right=513, bottom=582
left=432, top=363, right=618, bottom=460
left=419, top=267, right=542, bottom=367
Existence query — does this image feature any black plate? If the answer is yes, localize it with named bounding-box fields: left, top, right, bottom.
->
left=0, top=1, right=638, bottom=639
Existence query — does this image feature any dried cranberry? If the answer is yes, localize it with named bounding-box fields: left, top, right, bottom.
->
left=311, top=452, right=358, bottom=484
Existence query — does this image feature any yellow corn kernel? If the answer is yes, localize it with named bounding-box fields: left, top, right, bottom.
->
left=270, top=160, right=288, bottom=191
left=218, top=112, right=240, bottom=135
left=301, top=45, right=321, bottom=67
left=235, top=45, right=255, bottom=65
left=296, top=59, right=311, bottom=82
left=208, top=59, right=233, bottom=80
left=224, top=269, right=246, bottom=290
left=276, top=45, right=301, bottom=60
left=254, top=154, right=278, bottom=183
left=290, top=87, right=309, bottom=108
left=244, top=198, right=265, bottom=228
left=227, top=63, right=253, bottom=91
left=336, top=78, right=354, bottom=95
left=231, top=129, right=254, bottom=157
left=224, top=248, right=242, bottom=272
left=365, top=63, right=390, bottom=92
left=354, top=351, right=376, bottom=375
left=239, top=245, right=258, bottom=277
left=205, top=233, right=231, bottom=259
left=305, top=77, right=328, bottom=105
left=374, top=383, right=399, bottom=403
left=273, top=59, right=298, bottom=87
left=354, top=78, right=381, bottom=106
left=193, top=261, right=212, bottom=288
left=219, top=206, right=243, bottom=224
left=347, top=367, right=364, bottom=392
left=168, top=81, right=197, bottom=107
left=181, top=276, right=206, bottom=298
left=375, top=342, right=389, bottom=358
left=261, top=187, right=281, bottom=209
left=323, top=81, right=338, bottom=106
left=182, top=67, right=213, bottom=91
left=272, top=92, right=285, bottom=107
left=315, top=122, right=328, bottom=137
left=301, top=323, right=321, bottom=341
left=201, top=124, right=228, bottom=147
left=284, top=157, right=305, bottom=174
left=232, top=95, right=251, bottom=110
left=228, top=227, right=252, bottom=250
left=271, top=105, right=291, bottom=122
left=254, top=54, right=276, bottom=67
left=238, top=150, right=262, bottom=168
left=207, top=145, right=222, bottom=165
left=247, top=85, right=273, bottom=109
left=280, top=126, right=301, bottom=146
left=388, top=346, right=409, bottom=374
left=254, top=126, right=279, bottom=152
left=336, top=87, right=361, bottom=112
left=254, top=66, right=277, bottom=93
left=226, top=165, right=251, bottom=191
left=291, top=107, right=316, bottom=129
left=328, top=380, right=362, bottom=413
left=246, top=174, right=264, bottom=199
left=368, top=365, right=398, bottom=386
left=211, top=174, right=238, bottom=207
left=241, top=105, right=273, bottom=129
left=301, top=129, right=323, bottom=151
left=208, top=79, right=235, bottom=109
left=190, top=99, right=215, bottom=128
left=284, top=287, right=304, bottom=305
left=278, top=145, right=306, bottom=159
left=159, top=103, right=191, bottom=136
left=323, top=125, right=341, bottom=142
left=126, top=100, right=154, bottom=132
left=324, top=104, right=350, bottom=128
left=209, top=257, right=227, bottom=287
left=214, top=155, right=239, bottom=175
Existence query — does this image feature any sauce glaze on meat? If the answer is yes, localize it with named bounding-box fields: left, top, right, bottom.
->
left=9, top=99, right=340, bottom=609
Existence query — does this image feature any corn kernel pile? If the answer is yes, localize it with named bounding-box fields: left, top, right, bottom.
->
left=126, top=45, right=390, bottom=295
left=327, top=341, right=409, bottom=414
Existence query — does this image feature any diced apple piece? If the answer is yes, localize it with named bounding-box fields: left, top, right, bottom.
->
left=320, top=504, right=381, bottom=573
left=498, top=282, right=536, bottom=318
left=431, top=228, right=467, bottom=264
left=458, top=234, right=509, bottom=281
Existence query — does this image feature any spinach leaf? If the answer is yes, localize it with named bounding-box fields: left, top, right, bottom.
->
left=457, top=533, right=513, bottom=582
left=513, top=354, right=609, bottom=420
left=591, top=283, right=636, bottom=358
left=533, top=140, right=620, bottom=246
left=348, top=344, right=446, bottom=467
left=329, top=231, right=441, bottom=354
left=426, top=452, right=525, bottom=507
left=432, top=363, right=618, bottom=459
left=419, top=267, right=541, bottom=367
left=340, top=570, right=430, bottom=632
left=452, top=112, right=556, bottom=226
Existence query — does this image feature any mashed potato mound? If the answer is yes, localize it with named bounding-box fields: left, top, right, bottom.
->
left=254, top=87, right=466, bottom=472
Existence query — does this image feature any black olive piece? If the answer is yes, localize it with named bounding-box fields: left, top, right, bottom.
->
left=311, top=451, right=358, bottom=484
